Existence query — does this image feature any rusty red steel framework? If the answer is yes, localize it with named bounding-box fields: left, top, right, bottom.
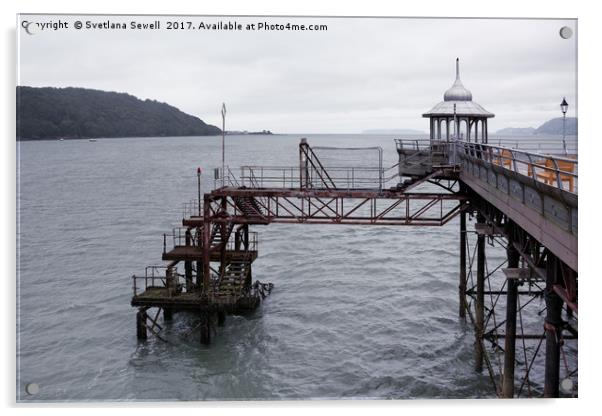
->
left=131, top=138, right=577, bottom=399
left=186, top=189, right=467, bottom=227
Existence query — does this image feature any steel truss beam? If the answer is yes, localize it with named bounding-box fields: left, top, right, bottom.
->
left=186, top=189, right=467, bottom=227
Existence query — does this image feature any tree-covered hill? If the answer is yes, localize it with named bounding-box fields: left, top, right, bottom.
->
left=16, top=86, right=221, bottom=140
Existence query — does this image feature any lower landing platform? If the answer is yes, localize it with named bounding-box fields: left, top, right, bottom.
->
left=131, top=287, right=261, bottom=313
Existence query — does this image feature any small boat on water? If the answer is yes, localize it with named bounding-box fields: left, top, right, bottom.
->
left=58, top=138, right=65, bottom=141
left=89, top=139, right=97, bottom=142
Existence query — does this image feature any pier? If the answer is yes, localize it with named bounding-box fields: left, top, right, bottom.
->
left=130, top=60, right=577, bottom=398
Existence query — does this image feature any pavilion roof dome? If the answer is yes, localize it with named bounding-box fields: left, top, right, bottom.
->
left=423, top=58, right=494, bottom=118
left=444, top=58, right=472, bottom=101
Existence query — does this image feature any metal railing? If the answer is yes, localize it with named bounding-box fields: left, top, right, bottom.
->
left=214, top=165, right=403, bottom=191
left=395, top=138, right=433, bottom=152
left=455, top=141, right=578, bottom=194
left=213, top=166, right=241, bottom=189
left=163, top=227, right=200, bottom=253
left=162, top=227, right=259, bottom=253
left=182, top=199, right=202, bottom=218
left=226, top=231, right=259, bottom=252
left=491, top=137, right=578, bottom=155
left=132, top=266, right=185, bottom=297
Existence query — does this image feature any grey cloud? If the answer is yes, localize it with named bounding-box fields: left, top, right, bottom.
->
left=18, top=15, right=576, bottom=133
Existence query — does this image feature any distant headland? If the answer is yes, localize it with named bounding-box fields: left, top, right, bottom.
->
left=495, top=117, right=577, bottom=136
left=16, top=86, right=222, bottom=140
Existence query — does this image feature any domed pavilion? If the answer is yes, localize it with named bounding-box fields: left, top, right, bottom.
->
left=423, top=58, right=494, bottom=143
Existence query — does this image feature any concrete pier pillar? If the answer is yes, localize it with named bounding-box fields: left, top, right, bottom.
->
left=475, top=212, right=485, bottom=372
left=502, top=243, right=520, bottom=398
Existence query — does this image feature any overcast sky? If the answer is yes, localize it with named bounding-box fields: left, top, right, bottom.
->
left=18, top=16, right=576, bottom=133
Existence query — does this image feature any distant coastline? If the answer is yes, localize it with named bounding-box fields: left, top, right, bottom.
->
left=226, top=130, right=274, bottom=135
left=362, top=128, right=426, bottom=135
left=495, top=117, right=577, bottom=136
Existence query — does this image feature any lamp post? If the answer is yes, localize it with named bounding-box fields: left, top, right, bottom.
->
left=560, top=97, right=568, bottom=156
left=197, top=167, right=202, bottom=216
left=221, top=103, right=226, bottom=187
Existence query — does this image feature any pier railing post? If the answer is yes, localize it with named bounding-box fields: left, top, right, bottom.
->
left=544, top=254, right=563, bottom=398
left=502, top=242, right=520, bottom=398
left=475, top=212, right=485, bottom=372
left=459, top=209, right=467, bottom=318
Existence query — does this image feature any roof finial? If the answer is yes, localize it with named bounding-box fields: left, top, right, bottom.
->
left=456, top=57, right=460, bottom=80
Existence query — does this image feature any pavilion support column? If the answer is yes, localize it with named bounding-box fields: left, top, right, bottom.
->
left=481, top=120, right=486, bottom=143
left=430, top=118, right=434, bottom=140
left=468, top=120, right=472, bottom=143
left=484, top=119, right=488, bottom=143
left=445, top=118, right=449, bottom=141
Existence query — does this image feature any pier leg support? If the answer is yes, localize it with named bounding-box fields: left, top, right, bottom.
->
left=459, top=210, right=467, bottom=319
left=136, top=309, right=148, bottom=340
left=217, top=310, right=226, bottom=327
left=185, top=261, right=193, bottom=291
left=502, top=244, right=520, bottom=398
left=475, top=213, right=485, bottom=373
left=202, top=195, right=211, bottom=293
left=196, top=260, right=202, bottom=290
left=163, top=308, right=173, bottom=321
left=544, top=255, right=563, bottom=398
left=200, top=312, right=211, bottom=345
left=185, top=229, right=193, bottom=291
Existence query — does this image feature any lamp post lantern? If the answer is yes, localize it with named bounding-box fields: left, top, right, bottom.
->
left=221, top=103, right=226, bottom=187
left=560, top=97, right=568, bottom=155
